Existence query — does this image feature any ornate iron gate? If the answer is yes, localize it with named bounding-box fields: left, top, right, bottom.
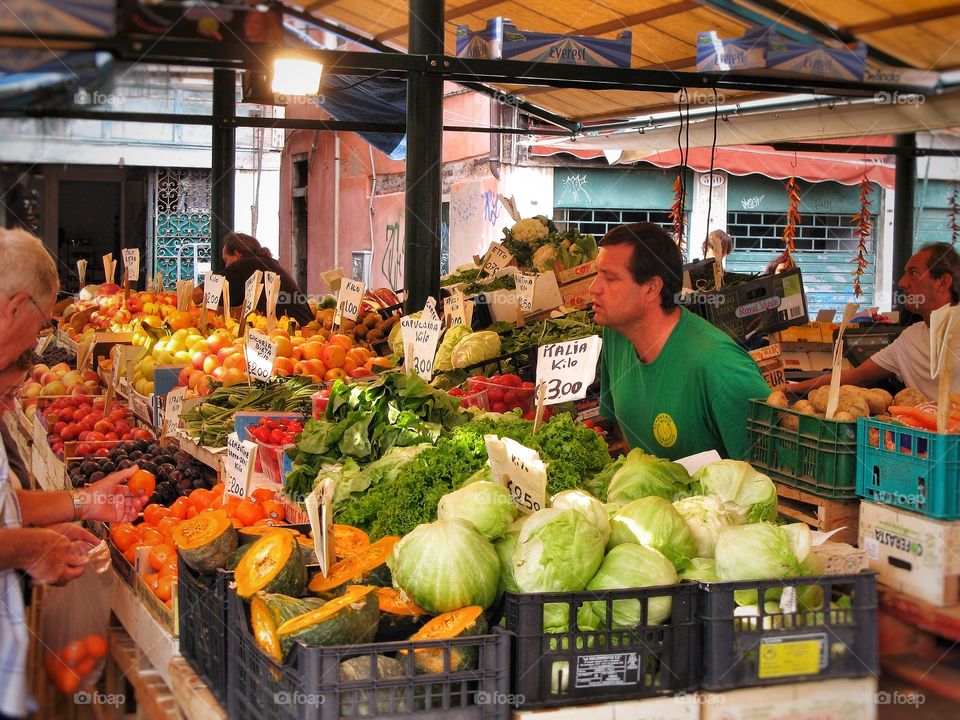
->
left=152, top=168, right=211, bottom=287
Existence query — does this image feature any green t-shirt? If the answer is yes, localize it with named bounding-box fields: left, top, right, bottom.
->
left=600, top=308, right=770, bottom=460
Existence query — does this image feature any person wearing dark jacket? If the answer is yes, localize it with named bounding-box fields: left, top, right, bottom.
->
left=218, top=232, right=314, bottom=326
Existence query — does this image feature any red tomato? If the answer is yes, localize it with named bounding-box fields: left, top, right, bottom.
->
left=491, top=401, right=508, bottom=413
left=488, top=388, right=506, bottom=404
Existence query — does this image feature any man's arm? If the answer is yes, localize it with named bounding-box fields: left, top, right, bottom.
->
left=0, top=527, right=88, bottom=584
left=17, top=466, right=142, bottom=526
left=785, top=359, right=893, bottom=397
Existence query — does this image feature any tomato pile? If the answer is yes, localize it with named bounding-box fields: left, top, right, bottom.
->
left=41, top=396, right=153, bottom=458
left=448, top=374, right=537, bottom=414
left=247, top=416, right=304, bottom=446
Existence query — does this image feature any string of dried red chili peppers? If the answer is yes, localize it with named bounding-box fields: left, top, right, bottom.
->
left=850, top=176, right=872, bottom=298
left=781, top=177, right=800, bottom=270
left=949, top=184, right=959, bottom=247
left=670, top=175, right=685, bottom=248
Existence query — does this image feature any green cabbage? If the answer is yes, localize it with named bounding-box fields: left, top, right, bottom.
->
left=609, top=496, right=696, bottom=571
left=437, top=481, right=517, bottom=541
left=714, top=523, right=805, bottom=606
left=550, top=489, right=611, bottom=545
left=577, top=544, right=678, bottom=630
left=388, top=311, right=421, bottom=357
left=450, top=331, right=501, bottom=369
left=493, top=517, right=527, bottom=596
left=691, top=460, right=777, bottom=523
left=433, top=324, right=473, bottom=372
left=512, top=509, right=605, bottom=593
left=606, top=449, right=690, bottom=505
left=679, top=557, right=718, bottom=583
left=388, top=519, right=499, bottom=613
left=672, top=495, right=739, bottom=558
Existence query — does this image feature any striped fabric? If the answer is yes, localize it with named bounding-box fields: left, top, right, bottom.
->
left=0, top=444, right=30, bottom=718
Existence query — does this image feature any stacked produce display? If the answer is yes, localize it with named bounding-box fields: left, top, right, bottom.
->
left=15, top=219, right=921, bottom=717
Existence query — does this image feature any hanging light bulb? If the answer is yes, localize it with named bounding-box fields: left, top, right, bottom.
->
left=271, top=56, right=323, bottom=96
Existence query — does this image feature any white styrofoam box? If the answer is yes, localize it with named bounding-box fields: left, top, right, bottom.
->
left=513, top=693, right=700, bottom=720
left=482, top=271, right=564, bottom=322
left=859, top=500, right=960, bottom=606
left=701, top=677, right=877, bottom=720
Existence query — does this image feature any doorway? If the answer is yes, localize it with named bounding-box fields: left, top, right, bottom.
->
left=58, top=180, right=121, bottom=291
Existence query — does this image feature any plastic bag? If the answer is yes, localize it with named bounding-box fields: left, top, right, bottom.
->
left=41, top=540, right=112, bottom=695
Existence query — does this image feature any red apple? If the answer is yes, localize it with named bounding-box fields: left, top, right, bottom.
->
left=191, top=350, right=208, bottom=371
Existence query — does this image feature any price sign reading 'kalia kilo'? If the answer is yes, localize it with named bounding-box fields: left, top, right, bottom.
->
left=535, top=335, right=602, bottom=405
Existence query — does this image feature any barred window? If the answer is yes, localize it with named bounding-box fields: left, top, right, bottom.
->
left=727, top=211, right=871, bottom=254
left=556, top=208, right=678, bottom=238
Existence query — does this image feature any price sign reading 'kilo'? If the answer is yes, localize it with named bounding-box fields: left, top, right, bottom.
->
left=535, top=335, right=602, bottom=405
left=163, top=386, right=187, bottom=437
left=445, top=291, right=467, bottom=327
left=204, top=273, right=226, bottom=311
left=401, top=317, right=441, bottom=381
left=224, top=432, right=257, bottom=501
left=485, top=435, right=547, bottom=515
left=333, top=279, right=365, bottom=326
left=516, top=273, right=537, bottom=314
left=245, top=329, right=277, bottom=381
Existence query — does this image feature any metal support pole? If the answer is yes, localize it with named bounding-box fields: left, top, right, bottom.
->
left=892, top=133, right=916, bottom=310
left=402, top=0, right=443, bottom=312
left=211, top=69, right=236, bottom=272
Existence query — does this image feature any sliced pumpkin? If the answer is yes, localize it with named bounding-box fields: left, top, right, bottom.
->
left=238, top=525, right=299, bottom=545
left=277, top=585, right=379, bottom=656
left=332, top=525, right=370, bottom=559
left=404, top=606, right=487, bottom=674
left=339, top=656, right=410, bottom=715
left=250, top=593, right=325, bottom=662
left=375, top=587, right=428, bottom=642
left=307, top=536, right=398, bottom=599
left=172, top=510, right=237, bottom=573
left=235, top=528, right=307, bottom=599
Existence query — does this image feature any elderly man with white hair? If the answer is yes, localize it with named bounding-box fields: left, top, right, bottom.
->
left=0, top=229, right=147, bottom=719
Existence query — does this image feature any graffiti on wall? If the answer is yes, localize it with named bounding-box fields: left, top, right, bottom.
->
left=481, top=190, right=500, bottom=226
left=557, top=173, right=591, bottom=206
left=740, top=194, right=766, bottom=210
left=382, top=217, right=403, bottom=292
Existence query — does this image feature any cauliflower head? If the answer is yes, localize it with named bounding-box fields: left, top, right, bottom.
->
left=511, top=217, right=550, bottom=244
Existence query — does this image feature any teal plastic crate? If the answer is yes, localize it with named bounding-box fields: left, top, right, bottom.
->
left=747, top=399, right=858, bottom=499
left=856, top=418, right=960, bottom=519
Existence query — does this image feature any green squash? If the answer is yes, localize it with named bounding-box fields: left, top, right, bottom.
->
left=235, top=528, right=307, bottom=599
left=250, top=593, right=325, bottom=662
left=277, top=585, right=379, bottom=656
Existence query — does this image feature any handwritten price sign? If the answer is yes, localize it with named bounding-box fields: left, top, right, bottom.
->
left=535, top=335, right=602, bottom=405
left=485, top=435, right=547, bottom=515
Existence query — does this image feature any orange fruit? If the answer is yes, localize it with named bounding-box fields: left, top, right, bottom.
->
left=368, top=356, right=394, bottom=370
left=274, top=357, right=296, bottom=376
left=140, top=528, right=164, bottom=547
left=346, top=347, right=370, bottom=365
left=110, top=523, right=139, bottom=552
left=189, top=488, right=214, bottom=510
left=148, top=543, right=176, bottom=571
left=157, top=516, right=181, bottom=535
left=159, top=562, right=178, bottom=578
left=324, top=367, right=347, bottom=382
left=167, top=497, right=192, bottom=520
left=74, top=657, right=96, bottom=684
left=231, top=518, right=243, bottom=529
left=342, top=357, right=357, bottom=374
left=301, top=342, right=325, bottom=362
left=85, top=635, right=108, bottom=659
left=233, top=501, right=265, bottom=527
left=273, top=336, right=293, bottom=358
left=261, top=500, right=285, bottom=521
left=250, top=487, right=276, bottom=503
left=321, top=344, right=346, bottom=369
left=127, top=469, right=156, bottom=498
left=60, top=641, right=87, bottom=667
left=56, top=666, right=82, bottom=694
left=329, top=334, right=354, bottom=350
left=123, top=541, right=144, bottom=565
left=151, top=574, right=173, bottom=602
left=142, top=504, right=168, bottom=527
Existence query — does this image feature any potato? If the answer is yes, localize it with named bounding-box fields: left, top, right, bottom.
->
left=833, top=411, right=855, bottom=422
left=893, top=388, right=928, bottom=407
left=809, top=386, right=830, bottom=412
left=353, top=324, right=368, bottom=339
left=363, top=312, right=381, bottom=329
left=767, top=390, right=789, bottom=409
left=863, top=388, right=893, bottom=416
left=792, top=400, right=816, bottom=415
left=779, top=413, right=800, bottom=431
left=366, top=328, right=384, bottom=341
left=836, top=395, right=870, bottom=420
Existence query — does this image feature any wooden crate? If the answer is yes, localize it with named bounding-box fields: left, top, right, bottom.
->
left=878, top=583, right=960, bottom=704
left=775, top=482, right=859, bottom=544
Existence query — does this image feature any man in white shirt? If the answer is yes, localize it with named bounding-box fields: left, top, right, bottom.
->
left=789, top=242, right=960, bottom=399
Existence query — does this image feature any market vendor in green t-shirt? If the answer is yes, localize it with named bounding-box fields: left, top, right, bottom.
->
left=590, top=222, right=770, bottom=461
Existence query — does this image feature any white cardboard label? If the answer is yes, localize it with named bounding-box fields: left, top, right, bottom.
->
left=675, top=449, right=723, bottom=476
left=245, top=329, right=277, bottom=381
left=481, top=242, right=512, bottom=276
left=163, top=386, right=187, bottom=437
left=35, top=333, right=54, bottom=356
left=122, top=248, right=140, bottom=282
left=31, top=415, right=52, bottom=489
left=445, top=291, right=468, bottom=327
left=401, top=317, right=441, bottom=381
left=77, top=259, right=87, bottom=287
left=863, top=537, right=880, bottom=561
left=535, top=335, right=602, bottom=405
left=516, top=273, right=537, bottom=314
left=485, top=435, right=548, bottom=515
left=243, top=270, right=263, bottom=320
left=224, top=432, right=257, bottom=501
left=778, top=586, right=798, bottom=614
left=204, top=273, right=226, bottom=311
left=305, top=477, right=337, bottom=576
left=333, top=279, right=365, bottom=326
left=423, top=296, right=440, bottom=323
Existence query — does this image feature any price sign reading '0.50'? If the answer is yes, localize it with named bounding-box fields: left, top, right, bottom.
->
left=245, top=329, right=277, bottom=381
left=535, top=335, right=602, bottom=405
left=485, top=434, right=547, bottom=515
left=333, top=279, right=365, bottom=326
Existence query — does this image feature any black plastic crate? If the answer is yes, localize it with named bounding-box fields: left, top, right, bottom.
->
left=699, top=571, right=878, bottom=691
left=503, top=584, right=698, bottom=709
left=177, top=557, right=232, bottom=705
left=226, top=589, right=511, bottom=720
